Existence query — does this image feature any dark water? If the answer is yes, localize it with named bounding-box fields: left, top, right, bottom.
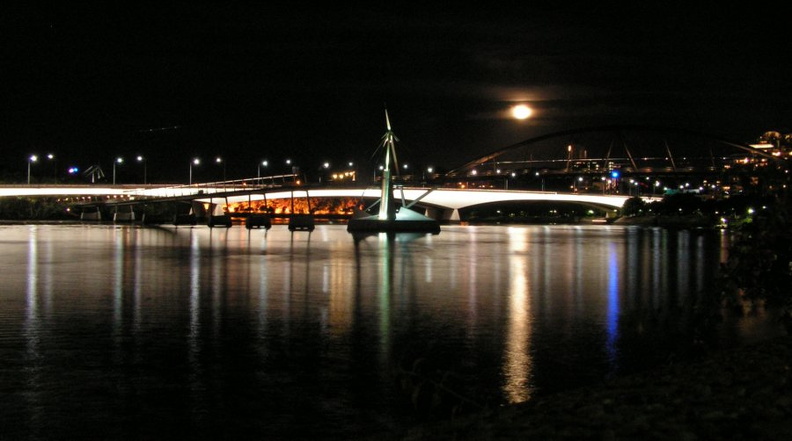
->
left=0, top=223, right=783, bottom=440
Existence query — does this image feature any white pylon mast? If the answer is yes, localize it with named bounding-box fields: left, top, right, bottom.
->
left=378, top=109, right=398, bottom=220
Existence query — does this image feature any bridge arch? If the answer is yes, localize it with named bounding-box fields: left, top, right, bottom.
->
left=445, top=124, right=774, bottom=178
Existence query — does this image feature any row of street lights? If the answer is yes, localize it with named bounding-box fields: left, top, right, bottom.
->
left=27, top=154, right=55, bottom=184
left=111, top=156, right=148, bottom=185
left=188, top=157, right=227, bottom=185
left=85, top=155, right=281, bottom=185
left=26, top=154, right=361, bottom=185
left=112, top=155, right=223, bottom=185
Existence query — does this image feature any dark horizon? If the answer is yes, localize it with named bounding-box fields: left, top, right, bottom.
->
left=5, top=3, right=791, bottom=183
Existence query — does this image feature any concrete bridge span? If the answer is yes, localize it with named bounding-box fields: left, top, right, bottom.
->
left=201, top=186, right=650, bottom=221
left=0, top=181, right=657, bottom=222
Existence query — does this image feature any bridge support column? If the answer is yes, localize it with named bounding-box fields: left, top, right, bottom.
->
left=113, top=206, right=135, bottom=222
left=80, top=207, right=102, bottom=221
left=191, top=201, right=208, bottom=223
left=426, top=207, right=460, bottom=222
left=207, top=201, right=232, bottom=228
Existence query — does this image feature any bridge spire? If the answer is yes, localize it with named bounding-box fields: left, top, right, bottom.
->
left=346, top=108, right=440, bottom=234
left=379, top=108, right=397, bottom=221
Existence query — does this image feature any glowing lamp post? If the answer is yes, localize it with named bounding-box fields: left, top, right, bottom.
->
left=113, top=157, right=123, bottom=185
left=424, top=166, right=433, bottom=181
left=257, top=160, right=268, bottom=178
left=215, top=156, right=225, bottom=181
left=189, top=158, right=200, bottom=185
left=137, top=156, right=147, bottom=184
left=27, top=155, right=38, bottom=185
left=46, top=153, right=56, bottom=180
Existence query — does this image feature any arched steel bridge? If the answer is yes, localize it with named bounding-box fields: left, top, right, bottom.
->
left=444, top=124, right=778, bottom=179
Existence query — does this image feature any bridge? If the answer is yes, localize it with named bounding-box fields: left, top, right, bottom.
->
left=0, top=175, right=647, bottom=223
left=3, top=124, right=784, bottom=225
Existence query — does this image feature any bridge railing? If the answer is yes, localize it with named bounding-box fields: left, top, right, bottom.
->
left=125, top=174, right=301, bottom=198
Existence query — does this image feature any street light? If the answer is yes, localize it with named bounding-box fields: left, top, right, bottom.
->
left=46, top=153, right=56, bottom=180
left=113, top=157, right=123, bottom=185
left=215, top=156, right=225, bottom=181
left=285, top=158, right=298, bottom=177
left=189, top=158, right=200, bottom=185
left=27, top=155, right=38, bottom=185
left=137, top=156, right=147, bottom=184
left=257, top=160, right=268, bottom=177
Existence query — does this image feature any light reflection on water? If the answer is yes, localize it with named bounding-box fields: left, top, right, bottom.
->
left=0, top=223, right=783, bottom=440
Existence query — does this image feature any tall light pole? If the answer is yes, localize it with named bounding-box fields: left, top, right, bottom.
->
left=137, top=155, right=147, bottom=184
left=189, top=158, right=200, bottom=185
left=257, top=160, right=268, bottom=177
left=27, top=155, right=38, bottom=185
left=47, top=153, right=56, bottom=181
left=215, top=156, right=225, bottom=181
left=113, top=157, right=123, bottom=185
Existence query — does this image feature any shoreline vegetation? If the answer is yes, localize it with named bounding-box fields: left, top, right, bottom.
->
left=377, top=335, right=792, bottom=441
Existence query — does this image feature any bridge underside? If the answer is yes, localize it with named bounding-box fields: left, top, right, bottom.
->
left=188, top=187, right=637, bottom=223
left=67, top=187, right=638, bottom=225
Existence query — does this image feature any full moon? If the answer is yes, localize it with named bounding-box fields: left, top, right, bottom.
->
left=511, top=104, right=533, bottom=120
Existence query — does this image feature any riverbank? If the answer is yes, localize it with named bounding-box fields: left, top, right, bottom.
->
left=378, top=335, right=792, bottom=441
left=612, top=214, right=719, bottom=229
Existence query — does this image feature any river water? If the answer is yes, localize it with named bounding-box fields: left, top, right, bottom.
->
left=0, top=223, right=783, bottom=440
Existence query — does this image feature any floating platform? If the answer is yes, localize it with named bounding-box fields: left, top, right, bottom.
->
left=208, top=214, right=232, bottom=228
left=288, top=214, right=315, bottom=231
left=347, top=207, right=440, bottom=234
left=245, top=214, right=272, bottom=230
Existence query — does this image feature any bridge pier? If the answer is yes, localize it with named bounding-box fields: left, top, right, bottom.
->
left=207, top=202, right=232, bottom=228
left=191, top=200, right=209, bottom=223
left=173, top=202, right=203, bottom=226
left=113, top=205, right=136, bottom=222
left=426, top=207, right=460, bottom=223
left=80, top=206, right=102, bottom=221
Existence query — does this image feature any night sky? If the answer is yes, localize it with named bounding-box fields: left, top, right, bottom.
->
left=4, top=3, right=791, bottom=183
